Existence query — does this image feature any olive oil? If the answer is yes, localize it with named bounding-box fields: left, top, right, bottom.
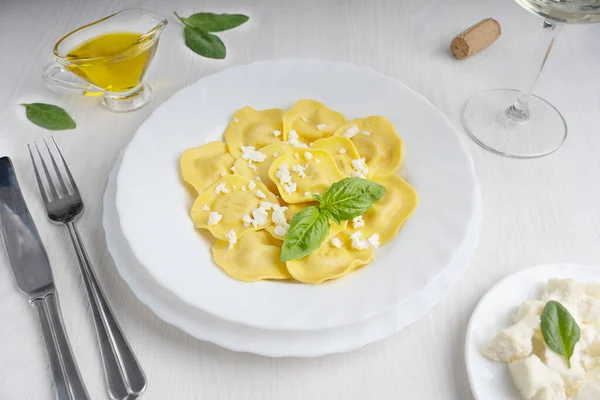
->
left=65, top=32, right=158, bottom=93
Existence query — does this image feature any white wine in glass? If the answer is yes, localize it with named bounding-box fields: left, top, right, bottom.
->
left=463, top=0, right=600, bottom=158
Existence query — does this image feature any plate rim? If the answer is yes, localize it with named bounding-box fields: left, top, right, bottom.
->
left=116, top=57, right=479, bottom=331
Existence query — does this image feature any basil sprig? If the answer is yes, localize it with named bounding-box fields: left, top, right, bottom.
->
left=21, top=103, right=76, bottom=131
left=540, top=300, right=580, bottom=368
left=174, top=12, right=249, bottom=59
left=281, top=177, right=386, bottom=262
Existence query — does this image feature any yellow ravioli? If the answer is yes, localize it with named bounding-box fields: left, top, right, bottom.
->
left=266, top=202, right=319, bottom=241
left=212, top=230, right=291, bottom=282
left=180, top=142, right=235, bottom=193
left=224, top=106, right=284, bottom=158
left=311, top=137, right=361, bottom=177
left=268, top=149, right=345, bottom=204
left=334, top=116, right=402, bottom=177
left=233, top=142, right=293, bottom=194
left=286, top=227, right=372, bottom=284
left=191, top=176, right=278, bottom=240
left=351, top=175, right=418, bottom=245
left=282, top=100, right=347, bottom=144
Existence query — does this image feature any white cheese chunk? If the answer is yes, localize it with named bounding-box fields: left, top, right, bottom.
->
left=273, top=130, right=281, bottom=137
left=284, top=182, right=297, bottom=194
left=251, top=206, right=269, bottom=227
left=242, top=214, right=253, bottom=227
left=571, top=380, right=600, bottom=400
left=301, top=116, right=308, bottom=122
left=509, top=355, right=566, bottom=400
left=304, top=191, right=311, bottom=196
left=368, top=233, right=380, bottom=249
left=350, top=232, right=369, bottom=250
left=200, top=205, right=210, bottom=211
left=271, top=205, right=288, bottom=226
left=291, top=164, right=307, bottom=178
left=276, top=164, right=296, bottom=193
left=304, top=151, right=313, bottom=160
left=286, top=130, right=309, bottom=148
left=351, top=157, right=369, bottom=179
left=544, top=343, right=585, bottom=393
left=230, top=166, right=235, bottom=172
left=225, top=230, right=237, bottom=250
left=241, top=145, right=267, bottom=163
left=248, top=180, right=256, bottom=190
left=241, top=185, right=247, bottom=191
left=360, top=130, right=371, bottom=136
left=352, top=215, right=365, bottom=229
left=255, top=190, right=266, bottom=199
left=207, top=212, right=223, bottom=226
left=482, top=322, right=535, bottom=362
left=220, top=172, right=227, bottom=177
left=232, top=116, right=239, bottom=123
left=274, top=225, right=288, bottom=237
left=316, top=123, right=326, bottom=130
left=214, top=183, right=230, bottom=194
left=542, top=279, right=600, bottom=323
left=343, top=125, right=360, bottom=139
left=331, top=237, right=342, bottom=248
left=273, top=152, right=279, bottom=158
left=338, top=148, right=347, bottom=155
left=255, top=176, right=261, bottom=181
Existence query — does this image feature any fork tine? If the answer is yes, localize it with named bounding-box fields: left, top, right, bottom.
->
left=51, top=137, right=80, bottom=196
left=28, top=144, right=50, bottom=204
left=43, top=138, right=70, bottom=196
left=34, top=142, right=59, bottom=200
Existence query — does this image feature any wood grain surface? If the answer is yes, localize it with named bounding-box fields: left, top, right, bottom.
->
left=1, top=0, right=600, bottom=399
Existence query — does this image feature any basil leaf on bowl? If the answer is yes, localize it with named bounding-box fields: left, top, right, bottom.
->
left=183, top=12, right=249, bottom=32
left=317, top=177, right=386, bottom=224
left=280, top=206, right=330, bottom=262
left=21, top=103, right=76, bottom=131
left=540, top=300, right=580, bottom=368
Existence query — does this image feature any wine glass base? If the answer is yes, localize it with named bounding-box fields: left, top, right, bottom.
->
left=463, top=89, right=567, bottom=159
left=101, top=83, right=152, bottom=112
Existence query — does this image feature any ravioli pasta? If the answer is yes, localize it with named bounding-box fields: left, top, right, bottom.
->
left=181, top=100, right=418, bottom=284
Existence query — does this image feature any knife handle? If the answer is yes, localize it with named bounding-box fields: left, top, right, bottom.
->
left=32, top=292, right=90, bottom=400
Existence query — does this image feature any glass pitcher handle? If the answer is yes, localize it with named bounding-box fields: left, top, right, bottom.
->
left=43, top=62, right=103, bottom=96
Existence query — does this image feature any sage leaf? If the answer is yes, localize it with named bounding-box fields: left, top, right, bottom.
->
left=541, top=300, right=580, bottom=368
left=183, top=26, right=226, bottom=59
left=21, top=103, right=76, bottom=131
left=317, top=177, right=386, bottom=224
left=183, top=12, right=249, bottom=32
left=281, top=206, right=330, bottom=262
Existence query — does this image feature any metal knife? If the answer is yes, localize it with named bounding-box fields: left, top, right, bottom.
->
left=0, top=156, right=89, bottom=400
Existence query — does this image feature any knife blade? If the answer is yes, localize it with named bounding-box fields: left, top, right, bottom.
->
left=0, top=156, right=54, bottom=299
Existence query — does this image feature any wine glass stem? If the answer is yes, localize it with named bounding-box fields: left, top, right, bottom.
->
left=505, top=20, right=563, bottom=123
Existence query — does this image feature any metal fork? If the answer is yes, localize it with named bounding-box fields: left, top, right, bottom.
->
left=28, top=138, right=147, bottom=400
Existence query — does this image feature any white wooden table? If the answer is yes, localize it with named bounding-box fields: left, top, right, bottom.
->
left=1, top=0, right=600, bottom=399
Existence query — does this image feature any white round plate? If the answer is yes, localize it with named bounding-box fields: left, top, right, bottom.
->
left=116, top=58, right=478, bottom=331
left=465, top=263, right=600, bottom=400
left=106, top=155, right=482, bottom=357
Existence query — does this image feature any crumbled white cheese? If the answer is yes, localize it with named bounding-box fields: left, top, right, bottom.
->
left=241, top=146, right=267, bottom=163
left=508, top=355, right=566, bottom=400
left=230, top=166, right=235, bottom=172
left=331, top=237, right=342, bottom=248
left=309, top=142, right=314, bottom=147
left=273, top=152, right=279, bottom=158
left=284, top=182, right=297, bottom=194
left=304, top=191, right=311, bottom=196
left=315, top=159, right=321, bottom=163
left=248, top=180, right=256, bottom=190
left=286, top=130, right=309, bottom=148
left=351, top=157, right=369, bottom=179
left=301, top=116, right=308, bottom=122
left=200, top=205, right=210, bottom=211
left=275, top=164, right=297, bottom=194
left=304, top=151, right=313, bottom=160
left=255, top=190, right=266, bottom=199
left=350, top=232, right=369, bottom=250
left=260, top=201, right=275, bottom=210
left=271, top=205, right=288, bottom=226
left=316, top=123, right=326, bottom=130
left=294, top=153, right=299, bottom=159
left=361, top=130, right=371, bottom=136
left=274, top=225, right=288, bottom=237
left=367, top=233, right=380, bottom=249
left=338, top=148, right=347, bottom=155
left=255, top=177, right=261, bottom=181
left=241, top=185, right=247, bottom=191
left=352, top=215, right=365, bottom=229
left=214, top=183, right=230, bottom=194
left=232, top=116, right=239, bottom=123
left=207, top=212, right=223, bottom=226
left=343, top=125, right=360, bottom=139
left=273, top=130, right=281, bottom=137
left=251, top=206, right=269, bottom=227
left=291, top=164, right=307, bottom=179
left=225, top=229, right=237, bottom=250
left=233, top=185, right=237, bottom=190
left=248, top=162, right=257, bottom=172
left=242, top=214, right=253, bottom=227
left=220, top=172, right=227, bottom=177
left=483, top=322, right=535, bottom=363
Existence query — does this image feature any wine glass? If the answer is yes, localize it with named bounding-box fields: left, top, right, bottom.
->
left=463, top=0, right=600, bottom=158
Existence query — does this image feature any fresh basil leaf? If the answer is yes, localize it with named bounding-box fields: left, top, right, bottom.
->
left=541, top=300, right=580, bottom=368
left=21, top=103, right=76, bottom=131
left=183, top=26, right=226, bottom=59
left=280, top=206, right=330, bottom=262
left=318, top=177, right=386, bottom=223
left=184, top=12, right=249, bottom=32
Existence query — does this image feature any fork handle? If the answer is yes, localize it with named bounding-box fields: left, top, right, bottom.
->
left=32, top=292, right=90, bottom=400
left=66, top=222, right=147, bottom=399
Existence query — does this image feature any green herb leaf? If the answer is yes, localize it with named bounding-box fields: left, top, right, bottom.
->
left=280, top=206, right=330, bottom=262
left=183, top=26, right=226, bottom=59
left=317, top=178, right=386, bottom=224
left=183, top=12, right=249, bottom=32
left=541, top=301, right=580, bottom=368
left=21, top=103, right=76, bottom=131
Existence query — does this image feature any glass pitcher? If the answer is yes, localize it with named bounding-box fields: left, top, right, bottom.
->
left=44, top=9, right=167, bottom=112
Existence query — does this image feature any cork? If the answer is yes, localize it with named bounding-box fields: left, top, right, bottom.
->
left=451, top=18, right=501, bottom=60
